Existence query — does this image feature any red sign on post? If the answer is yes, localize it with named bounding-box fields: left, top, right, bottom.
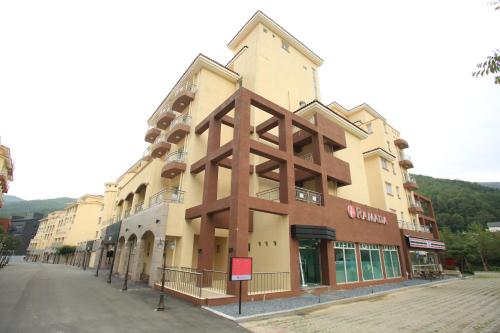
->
left=230, top=257, right=252, bottom=281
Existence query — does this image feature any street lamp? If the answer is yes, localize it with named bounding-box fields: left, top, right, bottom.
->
left=95, top=240, right=104, bottom=277
left=121, top=240, right=136, bottom=291
left=156, top=237, right=175, bottom=311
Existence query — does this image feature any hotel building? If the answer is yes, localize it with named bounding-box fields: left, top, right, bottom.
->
left=0, top=140, right=14, bottom=209
left=27, top=195, right=103, bottom=263
left=91, top=11, right=444, bottom=304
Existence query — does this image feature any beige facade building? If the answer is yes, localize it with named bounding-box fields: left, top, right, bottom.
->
left=27, top=195, right=103, bottom=263
left=83, top=11, right=444, bottom=305
left=0, top=139, right=14, bottom=209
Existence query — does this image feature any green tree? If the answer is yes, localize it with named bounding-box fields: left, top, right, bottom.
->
left=467, top=223, right=496, bottom=271
left=0, top=227, right=20, bottom=254
left=473, top=1, right=500, bottom=84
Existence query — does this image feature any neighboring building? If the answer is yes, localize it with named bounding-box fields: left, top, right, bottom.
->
left=9, top=213, right=43, bottom=255
left=487, top=222, right=500, bottom=232
left=89, top=11, right=444, bottom=304
left=27, top=195, right=103, bottom=262
left=0, top=139, right=14, bottom=208
left=0, top=217, right=10, bottom=233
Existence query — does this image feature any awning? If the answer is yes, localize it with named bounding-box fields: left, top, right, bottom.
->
left=406, top=236, right=445, bottom=250
left=291, top=225, right=336, bottom=241
left=103, top=221, right=122, bottom=245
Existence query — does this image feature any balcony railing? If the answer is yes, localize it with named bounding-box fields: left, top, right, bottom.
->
left=296, top=152, right=313, bottom=162
left=398, top=220, right=431, bottom=233
left=165, top=150, right=187, bottom=164
left=153, top=133, right=169, bottom=145
left=409, top=200, right=423, bottom=209
left=134, top=201, right=144, bottom=213
left=295, top=186, right=322, bottom=205
left=256, top=187, right=280, bottom=201
left=149, top=188, right=185, bottom=207
left=168, top=114, right=191, bottom=130
left=400, top=154, right=412, bottom=161
left=143, top=147, right=152, bottom=159
left=248, top=272, right=291, bottom=295
left=173, top=83, right=197, bottom=99
left=256, top=186, right=322, bottom=205
left=404, top=174, right=417, bottom=183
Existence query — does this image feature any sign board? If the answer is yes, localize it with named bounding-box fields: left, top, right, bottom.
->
left=347, top=204, right=387, bottom=225
left=406, top=236, right=445, bottom=250
left=230, top=257, right=252, bottom=281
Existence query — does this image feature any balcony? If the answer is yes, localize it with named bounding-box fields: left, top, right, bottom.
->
left=166, top=115, right=191, bottom=144
left=408, top=200, right=424, bottom=214
left=151, top=134, right=172, bottom=159
left=0, top=170, right=9, bottom=193
left=143, top=147, right=152, bottom=161
left=394, top=138, right=409, bottom=149
left=172, top=84, right=197, bottom=112
left=296, top=152, right=313, bottom=162
left=144, top=126, right=161, bottom=143
left=399, top=154, right=414, bottom=169
left=149, top=188, right=185, bottom=207
left=161, top=150, right=187, bottom=179
left=134, top=201, right=145, bottom=214
left=398, top=220, right=431, bottom=233
left=403, top=174, right=419, bottom=191
left=256, top=186, right=322, bottom=205
left=156, top=109, right=177, bottom=130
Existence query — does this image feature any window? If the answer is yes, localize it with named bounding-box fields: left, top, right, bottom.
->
left=383, top=246, right=401, bottom=278
left=360, top=244, right=383, bottom=281
left=383, top=122, right=388, bottom=134
left=391, top=163, right=396, bottom=175
left=381, top=158, right=389, bottom=170
left=385, top=182, right=393, bottom=195
left=387, top=140, right=392, bottom=152
left=281, top=39, right=290, bottom=52
left=400, top=211, right=404, bottom=220
left=366, top=123, right=373, bottom=133
left=396, top=186, right=401, bottom=199
left=335, top=242, right=358, bottom=283
left=312, top=67, right=318, bottom=99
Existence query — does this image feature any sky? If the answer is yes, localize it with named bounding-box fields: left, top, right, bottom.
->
left=0, top=0, right=499, bottom=200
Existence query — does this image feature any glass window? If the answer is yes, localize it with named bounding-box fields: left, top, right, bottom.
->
left=360, top=244, right=383, bottom=281
left=383, top=246, right=401, bottom=278
left=334, top=242, right=358, bottom=284
left=385, top=182, right=393, bottom=195
left=381, top=158, right=389, bottom=170
left=366, top=123, right=373, bottom=133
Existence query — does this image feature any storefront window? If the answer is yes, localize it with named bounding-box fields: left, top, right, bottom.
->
left=334, top=242, right=358, bottom=284
left=360, top=244, right=383, bottom=281
left=383, top=246, right=401, bottom=278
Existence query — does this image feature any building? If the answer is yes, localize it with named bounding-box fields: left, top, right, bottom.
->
left=91, top=11, right=444, bottom=304
left=9, top=213, right=43, bottom=255
left=487, top=222, right=500, bottom=232
left=27, top=195, right=103, bottom=263
left=0, top=217, right=10, bottom=233
left=0, top=139, right=14, bottom=209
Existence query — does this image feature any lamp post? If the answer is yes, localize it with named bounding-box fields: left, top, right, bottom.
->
left=155, top=237, right=170, bottom=311
left=121, top=241, right=135, bottom=291
left=95, top=241, right=104, bottom=277
left=107, top=242, right=118, bottom=284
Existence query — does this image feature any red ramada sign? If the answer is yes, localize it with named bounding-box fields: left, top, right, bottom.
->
left=347, top=205, right=387, bottom=225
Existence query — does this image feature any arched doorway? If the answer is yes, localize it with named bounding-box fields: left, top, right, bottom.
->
left=139, top=230, right=155, bottom=283
left=116, top=236, right=126, bottom=275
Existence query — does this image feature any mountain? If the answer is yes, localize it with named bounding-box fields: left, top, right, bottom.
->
left=0, top=197, right=75, bottom=218
left=478, top=182, right=500, bottom=190
left=2, top=195, right=25, bottom=204
left=413, top=175, right=500, bottom=231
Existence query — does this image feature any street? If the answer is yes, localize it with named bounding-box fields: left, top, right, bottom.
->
left=242, top=273, right=500, bottom=333
left=0, top=262, right=248, bottom=333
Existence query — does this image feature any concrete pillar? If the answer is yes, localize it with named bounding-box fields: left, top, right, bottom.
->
left=130, top=240, right=142, bottom=281
left=149, top=236, right=164, bottom=287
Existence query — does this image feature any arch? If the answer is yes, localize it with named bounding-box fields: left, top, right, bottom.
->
left=127, top=233, right=137, bottom=242
left=135, top=183, right=147, bottom=194
left=117, top=199, right=124, bottom=206
left=118, top=236, right=125, bottom=243
left=125, top=192, right=134, bottom=202
left=140, top=230, right=155, bottom=240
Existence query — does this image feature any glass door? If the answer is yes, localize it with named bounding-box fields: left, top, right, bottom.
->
left=299, top=239, right=321, bottom=286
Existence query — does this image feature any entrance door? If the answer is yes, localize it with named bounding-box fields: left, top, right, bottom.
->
left=299, top=239, right=321, bottom=286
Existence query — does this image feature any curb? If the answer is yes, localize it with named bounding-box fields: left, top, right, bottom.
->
left=203, top=277, right=468, bottom=322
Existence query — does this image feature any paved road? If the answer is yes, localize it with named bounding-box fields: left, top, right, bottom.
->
left=0, top=262, right=248, bottom=333
left=242, top=273, right=500, bottom=333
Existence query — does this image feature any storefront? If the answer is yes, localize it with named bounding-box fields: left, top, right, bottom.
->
left=401, top=235, right=445, bottom=276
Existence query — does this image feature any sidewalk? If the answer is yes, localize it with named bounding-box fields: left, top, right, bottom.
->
left=206, top=276, right=461, bottom=321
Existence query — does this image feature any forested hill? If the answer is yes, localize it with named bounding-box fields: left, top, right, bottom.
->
left=0, top=195, right=75, bottom=218
left=414, top=175, right=500, bottom=231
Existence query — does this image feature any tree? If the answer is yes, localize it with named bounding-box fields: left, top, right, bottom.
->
left=473, top=1, right=500, bottom=84
left=467, top=223, right=496, bottom=271
left=0, top=227, right=20, bottom=254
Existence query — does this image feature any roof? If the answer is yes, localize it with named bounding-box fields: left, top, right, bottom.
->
left=487, top=222, right=500, bottom=228
left=228, top=11, right=324, bottom=66
left=294, top=100, right=369, bottom=139
left=147, top=54, right=240, bottom=124
left=348, top=103, right=386, bottom=122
